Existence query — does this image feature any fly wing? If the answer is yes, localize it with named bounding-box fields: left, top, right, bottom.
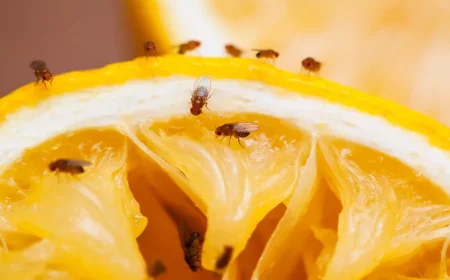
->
left=30, top=60, right=47, bottom=70
left=193, top=76, right=211, bottom=94
left=67, top=159, right=92, bottom=166
left=232, top=122, right=259, bottom=133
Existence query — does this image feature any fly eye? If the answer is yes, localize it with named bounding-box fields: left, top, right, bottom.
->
left=216, top=131, right=222, bottom=136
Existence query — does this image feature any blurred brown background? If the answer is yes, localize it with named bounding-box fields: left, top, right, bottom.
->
left=0, top=0, right=136, bottom=95
left=2, top=0, right=450, bottom=127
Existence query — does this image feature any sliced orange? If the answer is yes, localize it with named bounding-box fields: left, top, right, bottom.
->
left=1, top=56, right=450, bottom=280
left=126, top=0, right=450, bottom=126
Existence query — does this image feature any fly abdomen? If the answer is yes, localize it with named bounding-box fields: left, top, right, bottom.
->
left=235, top=132, right=250, bottom=138
left=75, top=166, right=85, bottom=174
left=185, top=232, right=200, bottom=247
left=183, top=232, right=202, bottom=271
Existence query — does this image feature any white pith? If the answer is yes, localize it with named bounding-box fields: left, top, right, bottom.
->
left=0, top=76, right=449, bottom=193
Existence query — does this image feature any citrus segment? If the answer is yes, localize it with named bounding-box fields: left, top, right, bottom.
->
left=233, top=204, right=288, bottom=280
left=317, top=139, right=450, bottom=279
left=251, top=138, right=318, bottom=280
left=0, top=239, right=54, bottom=279
left=365, top=237, right=450, bottom=279
left=318, top=139, right=397, bottom=279
left=140, top=113, right=310, bottom=271
left=129, top=171, right=219, bottom=280
left=0, top=130, right=147, bottom=279
left=242, top=135, right=450, bottom=280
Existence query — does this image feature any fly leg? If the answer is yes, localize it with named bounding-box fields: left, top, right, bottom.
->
left=237, top=138, right=244, bottom=148
left=204, top=102, right=211, bottom=110
left=34, top=72, right=41, bottom=86
left=55, top=171, right=61, bottom=184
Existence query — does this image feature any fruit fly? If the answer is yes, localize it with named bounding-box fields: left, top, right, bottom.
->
left=177, top=40, right=201, bottom=55
left=143, top=41, right=157, bottom=58
left=225, top=44, right=243, bottom=57
left=148, top=260, right=167, bottom=278
left=177, top=220, right=203, bottom=271
left=190, top=76, right=212, bottom=116
left=215, top=246, right=233, bottom=271
left=48, top=159, right=92, bottom=176
left=251, top=49, right=279, bottom=64
left=215, top=122, right=259, bottom=147
left=30, top=60, right=53, bottom=87
left=302, top=57, right=322, bottom=74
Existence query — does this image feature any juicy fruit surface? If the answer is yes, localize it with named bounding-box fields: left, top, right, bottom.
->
left=0, top=113, right=450, bottom=279
left=0, top=130, right=148, bottom=280
left=145, top=113, right=310, bottom=271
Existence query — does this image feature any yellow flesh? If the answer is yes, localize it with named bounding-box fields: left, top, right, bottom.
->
left=1, top=109, right=450, bottom=279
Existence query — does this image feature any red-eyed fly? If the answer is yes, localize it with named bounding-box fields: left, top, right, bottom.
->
left=190, top=76, right=212, bottom=116
left=48, top=159, right=91, bottom=176
left=143, top=41, right=157, bottom=58
left=301, top=57, right=322, bottom=74
left=215, top=122, right=259, bottom=147
left=30, top=60, right=53, bottom=88
left=148, top=260, right=167, bottom=278
left=251, top=49, right=279, bottom=64
left=178, top=40, right=201, bottom=55
left=177, top=220, right=203, bottom=271
left=225, top=44, right=243, bottom=57
left=215, top=246, right=233, bottom=271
